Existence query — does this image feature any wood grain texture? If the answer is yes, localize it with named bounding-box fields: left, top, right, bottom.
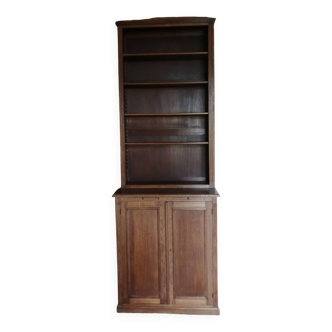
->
left=115, top=198, right=122, bottom=304
left=205, top=201, right=213, bottom=305
left=158, top=202, right=167, bottom=304
left=166, top=202, right=174, bottom=304
left=172, top=201, right=206, bottom=209
left=173, top=209, right=206, bottom=298
left=114, top=17, right=219, bottom=315
left=117, top=305, right=219, bottom=315
left=212, top=197, right=219, bottom=308
left=129, top=298, right=161, bottom=304
left=126, top=144, right=208, bottom=184
left=174, top=297, right=207, bottom=306
left=126, top=208, right=159, bottom=298
left=125, top=115, right=207, bottom=143
left=119, top=201, right=128, bottom=303
left=121, top=201, right=167, bottom=304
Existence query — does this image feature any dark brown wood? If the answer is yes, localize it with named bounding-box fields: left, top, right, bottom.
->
left=113, top=17, right=219, bottom=315
left=124, top=58, right=207, bottom=83
left=116, top=17, right=215, bottom=27
left=208, top=23, right=215, bottom=186
left=117, top=305, right=220, bottom=315
left=127, top=208, right=159, bottom=297
left=119, top=200, right=128, bottom=303
left=126, top=144, right=208, bottom=184
left=113, top=188, right=220, bottom=196
left=124, top=113, right=209, bottom=116
left=124, top=81, right=208, bottom=86
left=123, top=52, right=208, bottom=57
left=212, top=197, right=218, bottom=307
left=168, top=201, right=213, bottom=306
left=118, top=201, right=167, bottom=304
left=125, top=142, right=209, bottom=145
left=123, top=26, right=207, bottom=50
left=115, top=198, right=123, bottom=304
left=173, top=207, right=206, bottom=297
left=166, top=202, right=174, bottom=304
left=206, top=201, right=213, bottom=305
left=125, top=85, right=207, bottom=115
left=126, top=115, right=207, bottom=143
left=117, top=27, right=126, bottom=187
left=125, top=184, right=212, bottom=189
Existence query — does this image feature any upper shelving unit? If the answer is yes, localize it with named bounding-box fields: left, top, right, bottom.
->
left=116, top=18, right=215, bottom=187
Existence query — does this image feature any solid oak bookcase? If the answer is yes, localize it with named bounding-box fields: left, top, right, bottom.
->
left=113, top=17, right=219, bottom=315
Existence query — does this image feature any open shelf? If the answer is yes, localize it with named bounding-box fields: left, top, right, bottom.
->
left=124, top=58, right=208, bottom=83
left=123, top=26, right=208, bottom=54
left=125, top=85, right=208, bottom=114
left=126, top=144, right=209, bottom=184
left=125, top=115, right=208, bottom=143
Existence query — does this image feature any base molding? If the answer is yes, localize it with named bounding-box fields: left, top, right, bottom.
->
left=117, top=305, right=220, bottom=315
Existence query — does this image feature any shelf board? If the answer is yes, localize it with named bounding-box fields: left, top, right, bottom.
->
left=124, top=112, right=208, bottom=117
left=125, top=142, right=209, bottom=145
left=123, top=52, right=208, bottom=57
left=123, top=181, right=209, bottom=187
left=113, top=188, right=220, bottom=196
left=124, top=81, right=208, bottom=86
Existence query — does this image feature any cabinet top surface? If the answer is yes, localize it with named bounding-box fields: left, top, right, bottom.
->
left=115, top=17, right=216, bottom=27
left=113, top=188, right=219, bottom=197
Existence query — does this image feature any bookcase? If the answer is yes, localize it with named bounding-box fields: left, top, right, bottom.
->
left=113, top=17, right=219, bottom=315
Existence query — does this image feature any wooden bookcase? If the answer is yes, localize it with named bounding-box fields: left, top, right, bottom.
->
left=113, top=17, right=219, bottom=315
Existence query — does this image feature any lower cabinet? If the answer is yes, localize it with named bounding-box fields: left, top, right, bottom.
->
left=115, top=196, right=219, bottom=315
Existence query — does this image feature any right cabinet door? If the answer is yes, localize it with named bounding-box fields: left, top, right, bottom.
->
left=166, top=200, right=214, bottom=307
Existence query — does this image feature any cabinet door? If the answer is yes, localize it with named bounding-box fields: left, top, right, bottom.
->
left=166, top=201, right=213, bottom=307
left=117, top=200, right=166, bottom=305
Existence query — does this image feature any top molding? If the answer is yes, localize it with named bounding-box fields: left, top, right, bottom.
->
left=115, top=17, right=216, bottom=27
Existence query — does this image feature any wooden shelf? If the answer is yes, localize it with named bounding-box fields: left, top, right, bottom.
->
left=124, top=81, right=208, bottom=86
left=125, top=142, right=209, bottom=145
left=113, top=187, right=219, bottom=196
left=124, top=112, right=208, bottom=117
left=123, top=52, right=208, bottom=57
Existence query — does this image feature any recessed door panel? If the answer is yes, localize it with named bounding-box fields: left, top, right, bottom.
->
left=173, top=210, right=205, bottom=297
left=127, top=208, right=159, bottom=297
left=119, top=201, right=166, bottom=304
left=167, top=201, right=213, bottom=307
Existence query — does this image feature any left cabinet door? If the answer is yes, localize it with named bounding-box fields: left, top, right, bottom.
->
left=116, top=200, right=166, bottom=306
